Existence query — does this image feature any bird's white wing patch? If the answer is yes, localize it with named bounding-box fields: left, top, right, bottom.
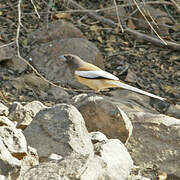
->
left=75, top=70, right=119, bottom=80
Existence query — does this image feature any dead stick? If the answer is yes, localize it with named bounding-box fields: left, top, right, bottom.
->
left=65, top=0, right=180, bottom=50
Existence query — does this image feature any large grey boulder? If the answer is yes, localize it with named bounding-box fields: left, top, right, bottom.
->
left=24, top=104, right=94, bottom=158
left=73, top=94, right=133, bottom=144
left=29, top=38, right=104, bottom=90
left=82, top=138, right=133, bottom=180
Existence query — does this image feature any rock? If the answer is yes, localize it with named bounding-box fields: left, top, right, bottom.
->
left=0, top=175, right=6, bottom=180
left=73, top=94, right=133, bottom=144
left=24, top=101, right=47, bottom=116
left=82, top=139, right=133, bottom=180
left=18, top=100, right=133, bottom=179
left=98, top=139, right=133, bottom=179
left=0, top=113, right=39, bottom=179
left=29, top=20, right=84, bottom=44
left=8, top=101, right=46, bottom=129
left=166, top=104, right=180, bottom=119
left=0, top=129, right=38, bottom=179
left=22, top=132, right=133, bottom=180
left=48, top=86, right=70, bottom=102
left=0, top=126, right=28, bottom=160
left=0, top=42, right=27, bottom=73
left=19, top=161, right=61, bottom=180
left=0, top=42, right=15, bottom=62
left=98, top=90, right=180, bottom=177
left=0, top=138, right=21, bottom=179
left=126, top=111, right=180, bottom=177
left=29, top=38, right=104, bottom=89
left=90, top=131, right=108, bottom=144
left=24, top=104, right=94, bottom=158
left=20, top=153, right=90, bottom=180
left=0, top=102, right=9, bottom=116
left=128, top=175, right=151, bottom=180
left=83, top=90, right=180, bottom=178
left=20, top=146, right=39, bottom=177
left=80, top=156, right=106, bottom=180
left=9, top=102, right=31, bottom=128
left=0, top=116, right=15, bottom=127
left=13, top=73, right=50, bottom=92
left=5, top=56, right=27, bottom=73
left=149, top=97, right=170, bottom=113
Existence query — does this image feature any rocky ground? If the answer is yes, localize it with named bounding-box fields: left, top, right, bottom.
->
left=0, top=0, right=180, bottom=179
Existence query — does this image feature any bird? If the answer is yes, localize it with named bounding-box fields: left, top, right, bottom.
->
left=59, top=54, right=170, bottom=103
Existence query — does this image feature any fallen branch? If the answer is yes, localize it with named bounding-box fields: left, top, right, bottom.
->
left=0, top=42, right=14, bottom=48
left=65, top=0, right=180, bottom=50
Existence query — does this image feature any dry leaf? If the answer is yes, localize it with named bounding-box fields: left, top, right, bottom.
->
left=109, top=35, right=116, bottom=43
left=127, top=18, right=136, bottom=30
left=104, top=47, right=115, bottom=52
left=97, top=36, right=103, bottom=43
left=158, top=171, right=167, bottom=180
left=0, top=91, right=8, bottom=103
left=163, top=85, right=175, bottom=93
left=171, top=24, right=180, bottom=31
left=90, top=25, right=100, bottom=32
left=125, top=69, right=137, bottom=83
left=55, top=13, right=71, bottom=19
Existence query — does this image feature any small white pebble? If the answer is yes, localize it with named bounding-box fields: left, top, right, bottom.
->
left=29, top=57, right=32, bottom=62
left=49, top=153, right=63, bottom=160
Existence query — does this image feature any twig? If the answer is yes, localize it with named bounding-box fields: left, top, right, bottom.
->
left=113, top=0, right=124, bottom=32
left=16, top=0, right=62, bottom=89
left=15, top=0, right=94, bottom=94
left=128, top=16, right=172, bottom=28
left=132, top=0, right=167, bottom=45
left=64, top=0, right=180, bottom=50
left=16, top=0, right=22, bottom=58
left=30, top=0, right=40, bottom=18
left=125, top=28, right=180, bottom=50
left=0, top=16, right=15, bottom=25
left=163, top=2, right=176, bottom=24
left=22, top=1, right=172, bottom=15
left=170, top=0, right=180, bottom=15
left=0, top=42, right=14, bottom=48
left=46, top=0, right=53, bottom=29
left=142, top=0, right=158, bottom=28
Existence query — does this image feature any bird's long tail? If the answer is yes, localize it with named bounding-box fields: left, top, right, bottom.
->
left=111, top=81, right=165, bottom=101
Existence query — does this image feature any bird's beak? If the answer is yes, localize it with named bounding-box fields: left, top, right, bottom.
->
left=59, top=55, right=67, bottom=62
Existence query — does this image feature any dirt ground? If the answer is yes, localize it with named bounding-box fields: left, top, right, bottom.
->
left=0, top=0, right=180, bottom=179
